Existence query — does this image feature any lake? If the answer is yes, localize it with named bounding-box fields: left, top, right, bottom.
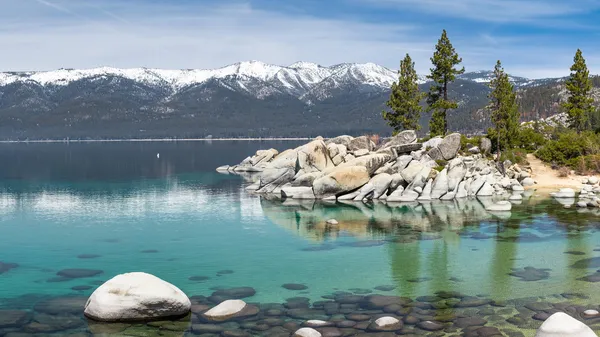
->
left=1, top=141, right=600, bottom=336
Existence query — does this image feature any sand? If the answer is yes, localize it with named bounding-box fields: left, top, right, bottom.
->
left=526, top=154, right=595, bottom=193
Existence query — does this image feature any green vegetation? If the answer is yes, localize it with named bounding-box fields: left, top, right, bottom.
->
left=487, top=60, right=519, bottom=159
left=382, top=29, right=600, bottom=173
left=382, top=54, right=424, bottom=133
left=426, top=29, right=465, bottom=137
left=562, top=49, right=595, bottom=133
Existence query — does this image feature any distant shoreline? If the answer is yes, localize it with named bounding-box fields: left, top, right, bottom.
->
left=0, top=138, right=312, bottom=144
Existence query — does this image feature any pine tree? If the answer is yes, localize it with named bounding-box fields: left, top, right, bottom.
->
left=488, top=60, right=519, bottom=159
left=562, top=49, right=595, bottom=133
left=426, top=29, right=465, bottom=136
left=382, top=53, right=424, bottom=133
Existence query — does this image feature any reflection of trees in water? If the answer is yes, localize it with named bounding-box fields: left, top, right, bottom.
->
left=259, top=195, right=600, bottom=302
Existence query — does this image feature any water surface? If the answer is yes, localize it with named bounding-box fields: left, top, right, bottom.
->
left=1, top=141, right=600, bottom=336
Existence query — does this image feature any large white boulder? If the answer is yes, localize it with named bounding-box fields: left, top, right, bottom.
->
left=431, top=168, right=449, bottom=199
left=313, top=166, right=370, bottom=199
left=535, top=312, right=597, bottom=337
left=437, top=133, right=462, bottom=160
left=84, top=272, right=191, bottom=322
left=370, top=173, right=392, bottom=199
left=401, top=161, right=425, bottom=184
left=554, top=188, right=576, bottom=198
left=296, top=140, right=334, bottom=173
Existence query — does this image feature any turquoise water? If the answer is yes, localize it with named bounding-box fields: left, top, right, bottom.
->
left=2, top=141, right=600, bottom=336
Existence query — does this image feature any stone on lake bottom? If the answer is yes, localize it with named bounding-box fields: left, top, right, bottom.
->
left=535, top=312, right=597, bottom=337
left=294, top=327, right=322, bottom=337
left=202, top=300, right=247, bottom=321
left=84, top=272, right=191, bottom=322
left=57, top=269, right=103, bottom=279
left=283, top=284, right=309, bottom=291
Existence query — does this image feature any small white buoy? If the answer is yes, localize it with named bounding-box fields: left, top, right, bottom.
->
left=156, top=153, right=160, bottom=158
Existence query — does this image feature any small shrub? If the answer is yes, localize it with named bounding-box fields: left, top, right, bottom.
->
left=500, top=149, right=527, bottom=165
left=557, top=166, right=570, bottom=177
left=365, top=134, right=381, bottom=146
left=433, top=165, right=445, bottom=172
left=435, top=159, right=448, bottom=167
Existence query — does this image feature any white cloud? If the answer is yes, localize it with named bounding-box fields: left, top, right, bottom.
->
left=0, top=0, right=597, bottom=78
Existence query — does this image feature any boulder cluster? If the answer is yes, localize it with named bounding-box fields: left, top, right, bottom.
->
left=217, top=131, right=533, bottom=206
left=552, top=177, right=600, bottom=208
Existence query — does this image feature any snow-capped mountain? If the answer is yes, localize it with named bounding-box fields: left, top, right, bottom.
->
left=0, top=61, right=576, bottom=140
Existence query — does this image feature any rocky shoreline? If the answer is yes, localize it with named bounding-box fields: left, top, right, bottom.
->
left=217, top=132, right=536, bottom=211
left=1, top=272, right=599, bottom=336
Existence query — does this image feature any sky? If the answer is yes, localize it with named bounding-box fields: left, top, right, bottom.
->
left=0, top=0, right=599, bottom=78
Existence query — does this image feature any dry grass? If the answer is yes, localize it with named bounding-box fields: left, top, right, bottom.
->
left=557, top=166, right=570, bottom=178
left=366, top=134, right=381, bottom=145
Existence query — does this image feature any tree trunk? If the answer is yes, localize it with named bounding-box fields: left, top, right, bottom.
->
left=443, top=77, right=448, bottom=134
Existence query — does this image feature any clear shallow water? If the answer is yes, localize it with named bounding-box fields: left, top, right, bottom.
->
left=1, top=141, right=600, bottom=336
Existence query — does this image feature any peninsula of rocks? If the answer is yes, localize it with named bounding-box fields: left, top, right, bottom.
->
left=217, top=131, right=534, bottom=209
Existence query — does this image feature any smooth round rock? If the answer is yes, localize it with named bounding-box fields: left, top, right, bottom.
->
left=417, top=320, right=444, bottom=331
left=535, top=312, right=597, bottom=337
left=84, top=272, right=191, bottom=322
left=368, top=316, right=403, bottom=331
left=293, top=327, right=322, bottom=337
left=203, top=300, right=247, bottom=321
left=57, top=269, right=103, bottom=279
left=283, top=284, right=309, bottom=291
left=304, top=320, right=332, bottom=327
left=584, top=309, right=600, bottom=317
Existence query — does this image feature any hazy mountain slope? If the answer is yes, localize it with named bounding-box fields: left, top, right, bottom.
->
left=0, top=62, right=585, bottom=140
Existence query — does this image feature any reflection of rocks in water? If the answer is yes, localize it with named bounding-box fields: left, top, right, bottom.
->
left=217, top=270, right=234, bottom=276
left=571, top=257, right=600, bottom=269
left=261, top=196, right=519, bottom=242
left=141, top=249, right=159, bottom=253
left=337, top=240, right=386, bottom=248
left=300, top=244, right=336, bottom=252
left=407, top=277, right=432, bottom=283
left=509, top=267, right=551, bottom=281
left=189, top=276, right=211, bottom=282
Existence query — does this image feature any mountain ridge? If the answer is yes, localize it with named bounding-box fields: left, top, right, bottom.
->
left=0, top=61, right=588, bottom=140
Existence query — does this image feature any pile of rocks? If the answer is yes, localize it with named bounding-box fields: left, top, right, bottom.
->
left=218, top=131, right=533, bottom=206
left=552, top=177, right=600, bottom=209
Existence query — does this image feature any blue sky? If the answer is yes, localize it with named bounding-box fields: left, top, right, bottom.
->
left=0, top=0, right=599, bottom=78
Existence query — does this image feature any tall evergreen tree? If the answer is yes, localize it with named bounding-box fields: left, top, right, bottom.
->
left=488, top=60, right=519, bottom=159
left=382, top=53, right=424, bottom=133
left=562, top=49, right=595, bottom=133
left=426, top=29, right=465, bottom=136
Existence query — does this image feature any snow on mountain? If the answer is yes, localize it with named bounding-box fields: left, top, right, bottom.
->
left=0, top=61, right=553, bottom=102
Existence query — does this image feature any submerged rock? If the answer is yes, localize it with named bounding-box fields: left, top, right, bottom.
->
left=202, top=299, right=259, bottom=322
left=509, top=267, right=550, bottom=282
left=84, top=272, right=191, bottom=322
left=0, top=261, right=18, bottom=274
left=535, top=312, right=597, bottom=337
left=57, top=269, right=103, bottom=279
left=293, top=327, right=322, bottom=337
